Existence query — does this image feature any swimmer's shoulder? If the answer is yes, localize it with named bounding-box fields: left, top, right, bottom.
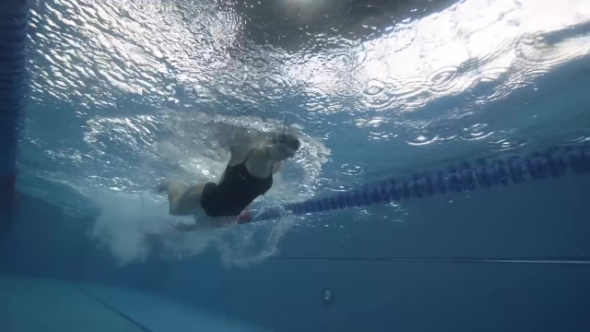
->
left=228, top=140, right=258, bottom=165
left=229, top=134, right=273, bottom=165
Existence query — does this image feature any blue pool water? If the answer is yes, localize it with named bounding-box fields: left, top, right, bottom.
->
left=2, top=0, right=590, bottom=331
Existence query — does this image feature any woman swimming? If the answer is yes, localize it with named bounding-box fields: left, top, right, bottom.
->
left=158, top=133, right=300, bottom=231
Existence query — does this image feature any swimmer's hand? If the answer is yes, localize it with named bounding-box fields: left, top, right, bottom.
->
left=173, top=221, right=197, bottom=232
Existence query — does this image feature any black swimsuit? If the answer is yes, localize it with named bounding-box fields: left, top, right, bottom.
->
left=201, top=151, right=273, bottom=217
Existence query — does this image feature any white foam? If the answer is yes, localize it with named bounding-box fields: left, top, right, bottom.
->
left=82, top=176, right=297, bottom=267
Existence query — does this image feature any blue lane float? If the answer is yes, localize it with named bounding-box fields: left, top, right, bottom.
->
left=0, top=0, right=29, bottom=224
left=238, top=144, right=590, bottom=224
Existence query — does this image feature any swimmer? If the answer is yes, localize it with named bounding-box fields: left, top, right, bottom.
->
left=158, top=132, right=300, bottom=232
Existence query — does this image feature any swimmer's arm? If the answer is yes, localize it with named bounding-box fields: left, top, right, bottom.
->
left=228, top=130, right=258, bottom=153
left=228, top=135, right=272, bottom=164
left=229, top=141, right=249, bottom=155
left=228, top=143, right=252, bottom=164
left=228, top=132, right=257, bottom=161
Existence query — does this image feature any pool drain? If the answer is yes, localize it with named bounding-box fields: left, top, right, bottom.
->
left=322, top=287, right=334, bottom=305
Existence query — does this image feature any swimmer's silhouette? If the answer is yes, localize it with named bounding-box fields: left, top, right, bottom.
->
left=158, top=132, right=300, bottom=231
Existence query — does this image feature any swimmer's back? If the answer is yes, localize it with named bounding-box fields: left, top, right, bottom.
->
left=201, top=150, right=273, bottom=217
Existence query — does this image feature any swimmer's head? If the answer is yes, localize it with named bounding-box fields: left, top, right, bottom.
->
left=269, top=133, right=300, bottom=161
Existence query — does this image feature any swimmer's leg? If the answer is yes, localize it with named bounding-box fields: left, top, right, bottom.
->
left=157, top=180, right=185, bottom=214
left=175, top=212, right=228, bottom=232
left=159, top=181, right=206, bottom=216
